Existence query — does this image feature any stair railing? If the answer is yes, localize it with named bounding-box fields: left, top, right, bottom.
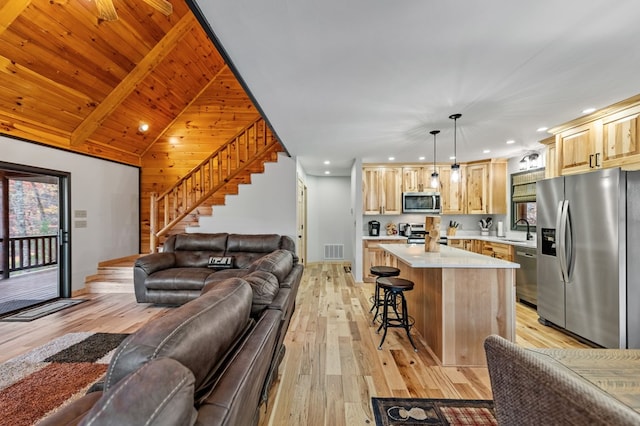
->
left=149, top=117, right=279, bottom=251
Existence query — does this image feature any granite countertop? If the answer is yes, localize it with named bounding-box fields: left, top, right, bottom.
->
left=379, top=243, right=520, bottom=269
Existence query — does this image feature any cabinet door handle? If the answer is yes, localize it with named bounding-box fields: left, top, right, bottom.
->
left=589, top=154, right=594, bottom=168
left=595, top=152, right=601, bottom=167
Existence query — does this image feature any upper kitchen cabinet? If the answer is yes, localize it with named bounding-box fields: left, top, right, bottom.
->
left=556, top=121, right=602, bottom=175
left=363, top=166, right=402, bottom=215
left=550, top=94, right=640, bottom=175
left=540, top=136, right=558, bottom=179
left=403, top=166, right=441, bottom=192
left=439, top=165, right=466, bottom=214
left=402, top=166, right=432, bottom=192
left=601, top=104, right=640, bottom=169
left=466, top=160, right=507, bottom=215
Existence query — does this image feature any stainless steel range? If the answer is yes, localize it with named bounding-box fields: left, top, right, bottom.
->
left=404, top=223, right=426, bottom=244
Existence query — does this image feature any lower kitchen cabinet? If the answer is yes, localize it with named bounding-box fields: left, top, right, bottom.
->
left=363, top=239, right=405, bottom=282
left=481, top=241, right=514, bottom=261
left=449, top=238, right=483, bottom=254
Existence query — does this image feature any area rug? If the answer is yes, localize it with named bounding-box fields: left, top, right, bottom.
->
left=1, top=299, right=87, bottom=322
left=0, top=331, right=129, bottom=426
left=372, top=397, right=496, bottom=425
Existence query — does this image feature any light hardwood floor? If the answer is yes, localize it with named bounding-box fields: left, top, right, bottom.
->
left=0, top=261, right=588, bottom=425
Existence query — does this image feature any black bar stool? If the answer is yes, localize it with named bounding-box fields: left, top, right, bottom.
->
left=369, top=266, right=400, bottom=324
left=376, top=277, right=418, bottom=352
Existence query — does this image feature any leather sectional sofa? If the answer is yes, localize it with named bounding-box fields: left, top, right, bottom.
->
left=133, top=233, right=300, bottom=306
left=41, top=233, right=304, bottom=425
left=41, top=278, right=283, bottom=425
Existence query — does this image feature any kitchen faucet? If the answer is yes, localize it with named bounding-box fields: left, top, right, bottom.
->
left=515, top=218, right=533, bottom=241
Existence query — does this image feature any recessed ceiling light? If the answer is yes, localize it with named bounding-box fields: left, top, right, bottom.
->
left=138, top=122, right=149, bottom=132
left=419, top=156, right=426, bottom=161
left=449, top=156, right=456, bottom=160
left=537, top=127, right=548, bottom=132
left=483, top=149, right=491, bottom=154
left=388, top=156, right=395, bottom=161
left=324, top=171, right=331, bottom=175
left=582, top=107, right=596, bottom=114
left=323, top=160, right=331, bottom=165
left=169, top=137, right=179, bottom=144
left=506, top=140, right=515, bottom=145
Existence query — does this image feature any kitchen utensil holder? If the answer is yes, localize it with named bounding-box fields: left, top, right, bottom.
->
left=447, top=227, right=457, bottom=236
left=481, top=230, right=489, bottom=236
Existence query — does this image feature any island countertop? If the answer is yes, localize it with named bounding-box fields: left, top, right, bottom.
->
left=379, top=243, right=520, bottom=269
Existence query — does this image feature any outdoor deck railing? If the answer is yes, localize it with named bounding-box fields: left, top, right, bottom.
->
left=0, top=235, right=58, bottom=275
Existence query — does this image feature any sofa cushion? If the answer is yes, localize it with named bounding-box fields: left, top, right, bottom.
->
left=248, top=249, right=293, bottom=283
left=170, top=233, right=229, bottom=252
left=203, top=269, right=251, bottom=286
left=225, top=234, right=284, bottom=268
left=144, top=267, right=214, bottom=291
left=105, top=278, right=253, bottom=396
left=243, top=271, right=281, bottom=316
left=81, top=358, right=197, bottom=426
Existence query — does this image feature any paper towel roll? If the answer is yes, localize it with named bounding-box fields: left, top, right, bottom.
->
left=497, top=221, right=505, bottom=237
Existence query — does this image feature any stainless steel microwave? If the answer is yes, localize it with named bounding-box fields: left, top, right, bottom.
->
left=402, top=192, right=441, bottom=213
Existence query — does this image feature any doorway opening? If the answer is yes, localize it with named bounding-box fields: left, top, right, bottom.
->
left=0, top=162, right=70, bottom=316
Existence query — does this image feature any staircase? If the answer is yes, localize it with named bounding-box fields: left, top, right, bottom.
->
left=149, top=117, right=284, bottom=251
left=84, top=254, right=140, bottom=293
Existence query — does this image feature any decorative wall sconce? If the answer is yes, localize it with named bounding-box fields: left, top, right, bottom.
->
left=519, top=152, right=539, bottom=170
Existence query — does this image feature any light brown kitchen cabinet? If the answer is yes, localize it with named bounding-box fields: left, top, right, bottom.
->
left=465, top=160, right=507, bottom=214
left=556, top=122, right=601, bottom=175
left=362, top=239, right=406, bottom=282
left=481, top=241, right=514, bottom=261
left=362, top=167, right=402, bottom=215
left=601, top=104, right=640, bottom=169
left=448, top=238, right=472, bottom=251
left=439, top=165, right=466, bottom=214
left=540, top=135, right=558, bottom=179
left=402, top=166, right=438, bottom=192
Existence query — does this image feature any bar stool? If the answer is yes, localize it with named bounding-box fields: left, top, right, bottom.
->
left=376, top=277, right=418, bottom=352
left=369, top=266, right=400, bottom=324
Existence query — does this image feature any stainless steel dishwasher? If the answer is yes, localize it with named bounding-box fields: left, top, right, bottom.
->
left=515, top=246, right=537, bottom=306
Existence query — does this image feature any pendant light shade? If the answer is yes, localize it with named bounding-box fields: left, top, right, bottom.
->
left=449, top=113, right=462, bottom=183
left=429, top=130, right=440, bottom=188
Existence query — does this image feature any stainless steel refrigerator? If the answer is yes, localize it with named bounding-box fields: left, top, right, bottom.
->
left=537, top=167, right=640, bottom=349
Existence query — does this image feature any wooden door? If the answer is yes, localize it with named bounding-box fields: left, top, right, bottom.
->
left=558, top=123, right=600, bottom=174
left=439, top=166, right=465, bottom=214
left=380, top=167, right=402, bottom=215
left=466, top=163, right=487, bottom=214
left=362, top=168, right=382, bottom=215
left=602, top=105, right=640, bottom=169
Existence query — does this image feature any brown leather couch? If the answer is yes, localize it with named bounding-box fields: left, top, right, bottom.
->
left=41, top=278, right=282, bottom=426
left=134, top=233, right=300, bottom=306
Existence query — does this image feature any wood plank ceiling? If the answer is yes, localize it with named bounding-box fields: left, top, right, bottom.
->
left=0, top=0, right=264, bottom=169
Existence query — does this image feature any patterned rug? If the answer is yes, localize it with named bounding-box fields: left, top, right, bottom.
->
left=372, top=397, right=496, bottom=425
left=0, top=332, right=129, bottom=426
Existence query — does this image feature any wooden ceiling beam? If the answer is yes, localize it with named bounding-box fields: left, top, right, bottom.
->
left=0, top=0, right=31, bottom=35
left=70, top=12, right=197, bottom=147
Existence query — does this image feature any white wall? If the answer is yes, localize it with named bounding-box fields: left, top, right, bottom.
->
left=2, top=136, right=140, bottom=292
left=305, top=174, right=353, bottom=263
left=192, top=153, right=297, bottom=239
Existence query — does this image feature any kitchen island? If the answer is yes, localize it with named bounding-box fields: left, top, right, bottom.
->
left=379, top=243, right=519, bottom=366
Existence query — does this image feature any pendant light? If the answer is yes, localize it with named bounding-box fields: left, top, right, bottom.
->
left=429, top=130, right=440, bottom=188
left=449, top=113, right=462, bottom=183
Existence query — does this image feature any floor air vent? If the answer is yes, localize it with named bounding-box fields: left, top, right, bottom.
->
left=323, top=244, right=344, bottom=260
